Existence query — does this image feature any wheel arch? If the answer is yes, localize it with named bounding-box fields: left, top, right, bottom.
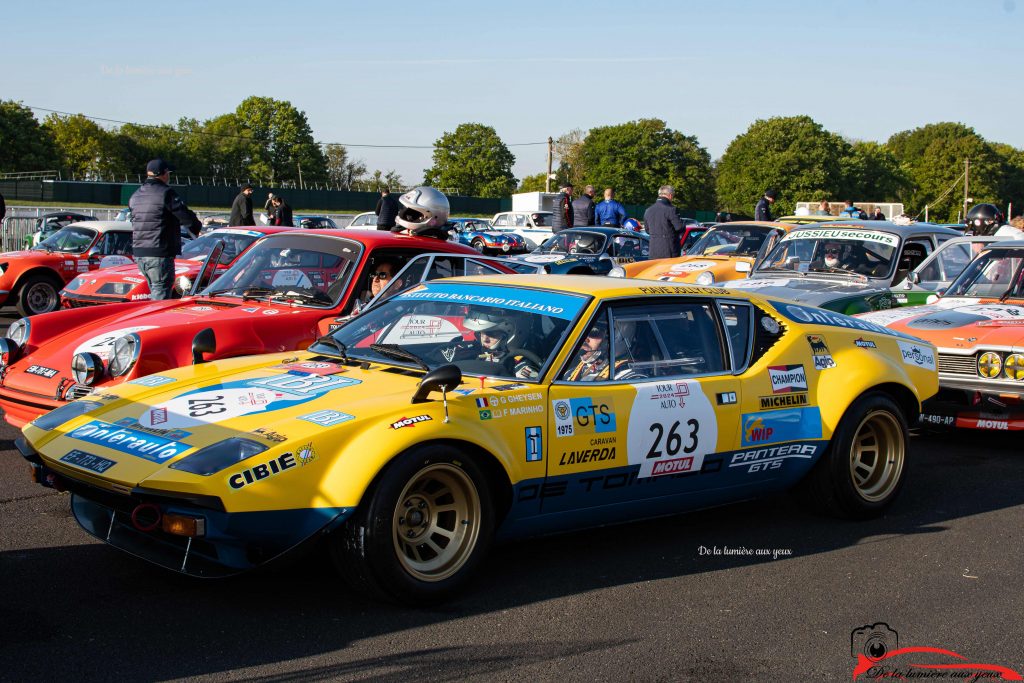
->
left=859, top=382, right=920, bottom=425
left=12, top=266, right=65, bottom=295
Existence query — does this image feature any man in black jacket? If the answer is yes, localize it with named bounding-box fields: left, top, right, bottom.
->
left=128, top=159, right=201, bottom=300
left=551, top=183, right=574, bottom=233
left=754, top=188, right=777, bottom=222
left=375, top=187, right=400, bottom=230
left=572, top=185, right=596, bottom=226
left=229, top=184, right=255, bottom=225
left=271, top=196, right=294, bottom=226
left=644, top=185, right=684, bottom=260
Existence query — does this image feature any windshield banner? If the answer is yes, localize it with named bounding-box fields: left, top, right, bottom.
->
left=396, top=283, right=586, bottom=320
left=782, top=229, right=899, bottom=247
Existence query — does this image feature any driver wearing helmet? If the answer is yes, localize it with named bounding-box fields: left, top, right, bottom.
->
left=565, top=320, right=636, bottom=381
left=463, top=310, right=539, bottom=380
left=966, top=203, right=1019, bottom=237
left=571, top=233, right=600, bottom=254
left=391, top=186, right=451, bottom=240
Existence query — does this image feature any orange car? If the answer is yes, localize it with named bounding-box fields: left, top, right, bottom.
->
left=857, top=240, right=1024, bottom=431
left=620, top=222, right=793, bottom=285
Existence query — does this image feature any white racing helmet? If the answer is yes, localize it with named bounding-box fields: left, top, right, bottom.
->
left=463, top=310, right=514, bottom=337
left=396, top=186, right=450, bottom=233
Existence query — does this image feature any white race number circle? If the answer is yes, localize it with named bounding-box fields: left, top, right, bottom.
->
left=627, top=380, right=718, bottom=478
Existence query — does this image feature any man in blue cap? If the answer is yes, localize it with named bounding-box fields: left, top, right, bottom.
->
left=128, top=159, right=202, bottom=300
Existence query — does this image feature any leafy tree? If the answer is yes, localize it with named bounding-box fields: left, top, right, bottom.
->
left=991, top=143, right=1024, bottom=218
left=553, top=128, right=588, bottom=190
left=324, top=144, right=367, bottom=189
left=839, top=141, right=911, bottom=202
left=234, top=96, right=327, bottom=185
left=367, top=169, right=404, bottom=191
left=0, top=101, right=58, bottom=173
left=180, top=114, right=260, bottom=180
left=114, top=122, right=183, bottom=177
left=42, top=113, right=122, bottom=179
left=424, top=123, right=517, bottom=197
left=716, top=115, right=849, bottom=217
left=887, top=122, right=1002, bottom=221
left=517, top=172, right=549, bottom=192
left=576, top=119, right=714, bottom=208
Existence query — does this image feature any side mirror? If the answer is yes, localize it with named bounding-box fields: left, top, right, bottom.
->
left=189, top=239, right=225, bottom=296
left=191, top=328, right=216, bottom=364
left=909, top=272, right=921, bottom=285
left=735, top=261, right=752, bottom=273
left=411, top=364, right=462, bottom=404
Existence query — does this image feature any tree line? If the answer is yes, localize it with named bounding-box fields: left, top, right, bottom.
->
left=2, top=98, right=1022, bottom=221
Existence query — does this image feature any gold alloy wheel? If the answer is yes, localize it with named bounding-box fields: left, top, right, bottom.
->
left=847, top=410, right=905, bottom=502
left=392, top=463, right=481, bottom=582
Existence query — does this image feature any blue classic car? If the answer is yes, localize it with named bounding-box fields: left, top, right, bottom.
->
left=509, top=226, right=650, bottom=275
left=448, top=218, right=528, bottom=255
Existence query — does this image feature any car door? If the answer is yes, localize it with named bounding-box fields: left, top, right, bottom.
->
left=543, top=298, right=751, bottom=515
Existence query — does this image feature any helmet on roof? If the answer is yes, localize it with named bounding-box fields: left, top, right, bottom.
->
left=622, top=217, right=642, bottom=231
left=396, top=186, right=450, bottom=233
left=965, top=203, right=1005, bottom=236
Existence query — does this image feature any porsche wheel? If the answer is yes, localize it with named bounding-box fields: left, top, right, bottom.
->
left=16, top=274, right=61, bottom=316
left=332, top=445, right=494, bottom=605
left=796, top=392, right=908, bottom=519
left=471, top=238, right=486, bottom=253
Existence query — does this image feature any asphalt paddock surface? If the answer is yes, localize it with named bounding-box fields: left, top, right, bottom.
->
left=1, top=416, right=1022, bottom=683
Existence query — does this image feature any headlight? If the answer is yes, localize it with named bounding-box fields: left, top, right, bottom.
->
left=175, top=275, right=193, bottom=295
left=71, top=352, right=103, bottom=385
left=32, top=400, right=103, bottom=431
left=695, top=271, right=715, bottom=285
left=0, top=338, right=18, bottom=367
left=64, top=277, right=84, bottom=292
left=98, top=282, right=133, bottom=295
left=978, top=351, right=1002, bottom=379
left=1004, top=353, right=1024, bottom=381
left=169, top=438, right=267, bottom=476
left=608, top=266, right=626, bottom=278
left=7, top=318, right=29, bottom=346
left=107, top=334, right=140, bottom=377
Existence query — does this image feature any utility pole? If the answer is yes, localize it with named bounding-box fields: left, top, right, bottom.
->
left=962, top=157, right=970, bottom=221
left=298, top=162, right=304, bottom=191
left=545, top=136, right=553, bottom=193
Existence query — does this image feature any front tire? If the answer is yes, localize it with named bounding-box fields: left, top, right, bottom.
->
left=471, top=238, right=486, bottom=253
left=16, top=274, right=61, bottom=316
left=796, top=392, right=908, bottom=519
left=331, top=445, right=494, bottom=605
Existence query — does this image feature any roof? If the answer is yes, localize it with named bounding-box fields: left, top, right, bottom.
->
left=305, top=228, right=479, bottom=252
left=706, top=221, right=796, bottom=230
left=981, top=239, right=1024, bottom=249
left=555, top=226, right=649, bottom=237
left=786, top=220, right=963, bottom=237
left=420, top=273, right=742, bottom=300
left=66, top=221, right=134, bottom=233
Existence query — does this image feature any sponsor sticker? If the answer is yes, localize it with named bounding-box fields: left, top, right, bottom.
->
left=759, top=393, right=809, bottom=409
left=68, top=420, right=192, bottom=462
left=272, top=361, right=345, bottom=376
left=773, top=302, right=902, bottom=337
left=59, top=449, right=117, bottom=474
left=228, top=453, right=297, bottom=490
left=853, top=338, right=877, bottom=349
left=741, top=407, right=823, bottom=447
left=128, top=375, right=176, bottom=387
left=553, top=397, right=616, bottom=438
left=806, top=335, right=836, bottom=370
left=781, top=228, right=899, bottom=247
left=728, top=442, right=821, bottom=474
left=716, top=391, right=738, bottom=405
left=525, top=426, right=543, bottom=462
left=627, top=380, right=718, bottom=479
left=295, top=442, right=317, bottom=465
left=896, top=341, right=936, bottom=370
left=390, top=415, right=432, bottom=429
left=767, top=364, right=807, bottom=393
left=251, top=427, right=287, bottom=443
left=298, top=409, right=354, bottom=426
left=395, top=283, right=585, bottom=321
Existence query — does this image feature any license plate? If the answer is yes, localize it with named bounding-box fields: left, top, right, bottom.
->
left=59, top=449, right=116, bottom=474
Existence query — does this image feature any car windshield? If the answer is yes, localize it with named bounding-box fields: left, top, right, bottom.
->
left=536, top=230, right=607, bottom=255
left=530, top=213, right=553, bottom=227
left=945, top=248, right=1024, bottom=299
left=757, top=228, right=899, bottom=279
left=313, top=281, right=588, bottom=381
left=182, top=229, right=263, bottom=264
left=202, top=233, right=360, bottom=307
left=688, top=225, right=775, bottom=257
left=33, top=226, right=97, bottom=253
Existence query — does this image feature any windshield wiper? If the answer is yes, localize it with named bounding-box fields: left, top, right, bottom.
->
left=239, top=286, right=277, bottom=301
left=759, top=266, right=806, bottom=276
left=268, top=290, right=333, bottom=306
left=369, top=343, right=430, bottom=371
left=314, top=335, right=349, bottom=363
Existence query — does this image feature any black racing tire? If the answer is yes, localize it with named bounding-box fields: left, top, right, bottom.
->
left=471, top=238, right=486, bottom=253
left=795, top=392, right=908, bottom=520
left=331, top=444, right=494, bottom=605
left=16, top=273, right=62, bottom=316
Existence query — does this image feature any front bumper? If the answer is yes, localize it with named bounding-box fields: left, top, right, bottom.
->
left=0, top=385, right=64, bottom=427
left=919, top=391, right=1024, bottom=431
left=17, top=437, right=353, bottom=576
left=62, top=292, right=127, bottom=308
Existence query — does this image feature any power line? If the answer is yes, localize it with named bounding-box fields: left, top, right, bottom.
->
left=24, top=105, right=547, bottom=149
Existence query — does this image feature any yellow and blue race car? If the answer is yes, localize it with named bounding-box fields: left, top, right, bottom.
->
left=18, top=275, right=938, bottom=604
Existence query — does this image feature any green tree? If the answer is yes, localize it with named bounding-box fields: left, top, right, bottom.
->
left=0, top=101, right=58, bottom=173
left=114, top=122, right=184, bottom=177
left=577, top=119, right=714, bottom=208
left=424, top=123, right=517, bottom=197
left=367, top=169, right=404, bottom=191
left=839, top=141, right=911, bottom=202
left=42, top=113, right=122, bottom=179
left=991, top=143, right=1024, bottom=217
left=324, top=143, right=367, bottom=189
left=887, top=122, right=1002, bottom=221
left=234, top=96, right=327, bottom=185
left=716, top=115, right=849, bottom=217
left=179, top=114, right=260, bottom=180
left=553, top=128, right=588, bottom=190
left=517, top=172, right=549, bottom=192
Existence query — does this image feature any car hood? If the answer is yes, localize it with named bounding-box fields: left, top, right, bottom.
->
left=725, top=274, right=888, bottom=306
left=857, top=297, right=1024, bottom=349
left=4, top=297, right=330, bottom=396
left=2, top=249, right=79, bottom=264
left=631, top=255, right=753, bottom=282
left=25, top=353, right=425, bottom=490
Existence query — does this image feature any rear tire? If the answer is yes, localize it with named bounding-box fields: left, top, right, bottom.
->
left=16, top=273, right=62, bottom=316
left=796, top=392, right=908, bottom=519
left=331, top=444, right=494, bottom=605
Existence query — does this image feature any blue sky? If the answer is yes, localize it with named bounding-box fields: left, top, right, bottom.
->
left=4, top=0, right=1022, bottom=184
